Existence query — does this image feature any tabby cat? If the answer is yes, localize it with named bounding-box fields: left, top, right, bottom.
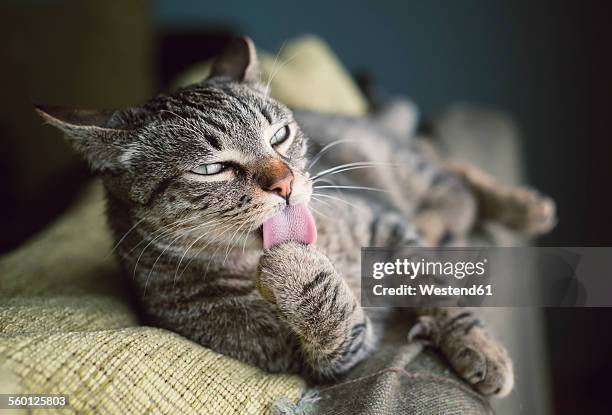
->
left=36, top=37, right=555, bottom=397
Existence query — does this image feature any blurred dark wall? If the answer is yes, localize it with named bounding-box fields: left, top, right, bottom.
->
left=0, top=0, right=153, bottom=252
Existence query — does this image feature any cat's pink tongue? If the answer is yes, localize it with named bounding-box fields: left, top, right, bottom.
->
left=262, top=203, right=317, bottom=249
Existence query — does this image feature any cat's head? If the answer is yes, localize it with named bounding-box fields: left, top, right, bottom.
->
left=36, top=37, right=313, bottom=250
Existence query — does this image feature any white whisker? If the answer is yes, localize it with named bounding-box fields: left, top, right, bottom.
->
left=311, top=192, right=367, bottom=211
left=241, top=222, right=256, bottom=255
left=313, top=185, right=388, bottom=193
left=313, top=164, right=400, bottom=180
left=173, top=217, right=236, bottom=283
left=307, top=138, right=362, bottom=170
left=131, top=217, right=202, bottom=279
left=188, top=222, right=240, bottom=281
left=265, top=49, right=298, bottom=95
left=312, top=178, right=337, bottom=186
left=311, top=161, right=400, bottom=181
left=142, top=216, right=228, bottom=295
left=128, top=215, right=200, bottom=256
left=308, top=203, right=333, bottom=221
left=106, top=217, right=146, bottom=258
left=222, top=218, right=251, bottom=266
left=265, top=40, right=287, bottom=95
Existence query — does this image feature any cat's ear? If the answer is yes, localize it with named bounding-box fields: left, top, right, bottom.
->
left=35, top=104, right=134, bottom=172
left=208, top=36, right=260, bottom=84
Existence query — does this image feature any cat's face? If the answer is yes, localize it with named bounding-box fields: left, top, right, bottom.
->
left=37, top=37, right=313, bottom=250
left=128, top=80, right=312, bottom=248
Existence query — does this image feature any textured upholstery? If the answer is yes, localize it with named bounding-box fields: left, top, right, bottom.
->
left=0, top=183, right=304, bottom=414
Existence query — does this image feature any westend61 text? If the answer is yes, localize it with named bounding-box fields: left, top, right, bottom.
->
left=372, top=284, right=493, bottom=297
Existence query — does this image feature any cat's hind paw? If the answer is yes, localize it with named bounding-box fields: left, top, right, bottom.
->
left=442, top=325, right=514, bottom=397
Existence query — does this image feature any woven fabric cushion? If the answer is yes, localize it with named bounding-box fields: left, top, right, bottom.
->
left=0, top=35, right=365, bottom=414
left=0, top=183, right=304, bottom=414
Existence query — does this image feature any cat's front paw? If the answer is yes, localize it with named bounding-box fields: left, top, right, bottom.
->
left=256, top=242, right=335, bottom=305
left=442, top=324, right=514, bottom=397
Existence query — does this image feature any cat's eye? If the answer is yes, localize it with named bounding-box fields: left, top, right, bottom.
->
left=191, top=162, right=225, bottom=175
left=270, top=125, right=290, bottom=146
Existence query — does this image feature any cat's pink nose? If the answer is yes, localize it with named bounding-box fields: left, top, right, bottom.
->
left=267, top=174, right=293, bottom=198
left=258, top=159, right=294, bottom=200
